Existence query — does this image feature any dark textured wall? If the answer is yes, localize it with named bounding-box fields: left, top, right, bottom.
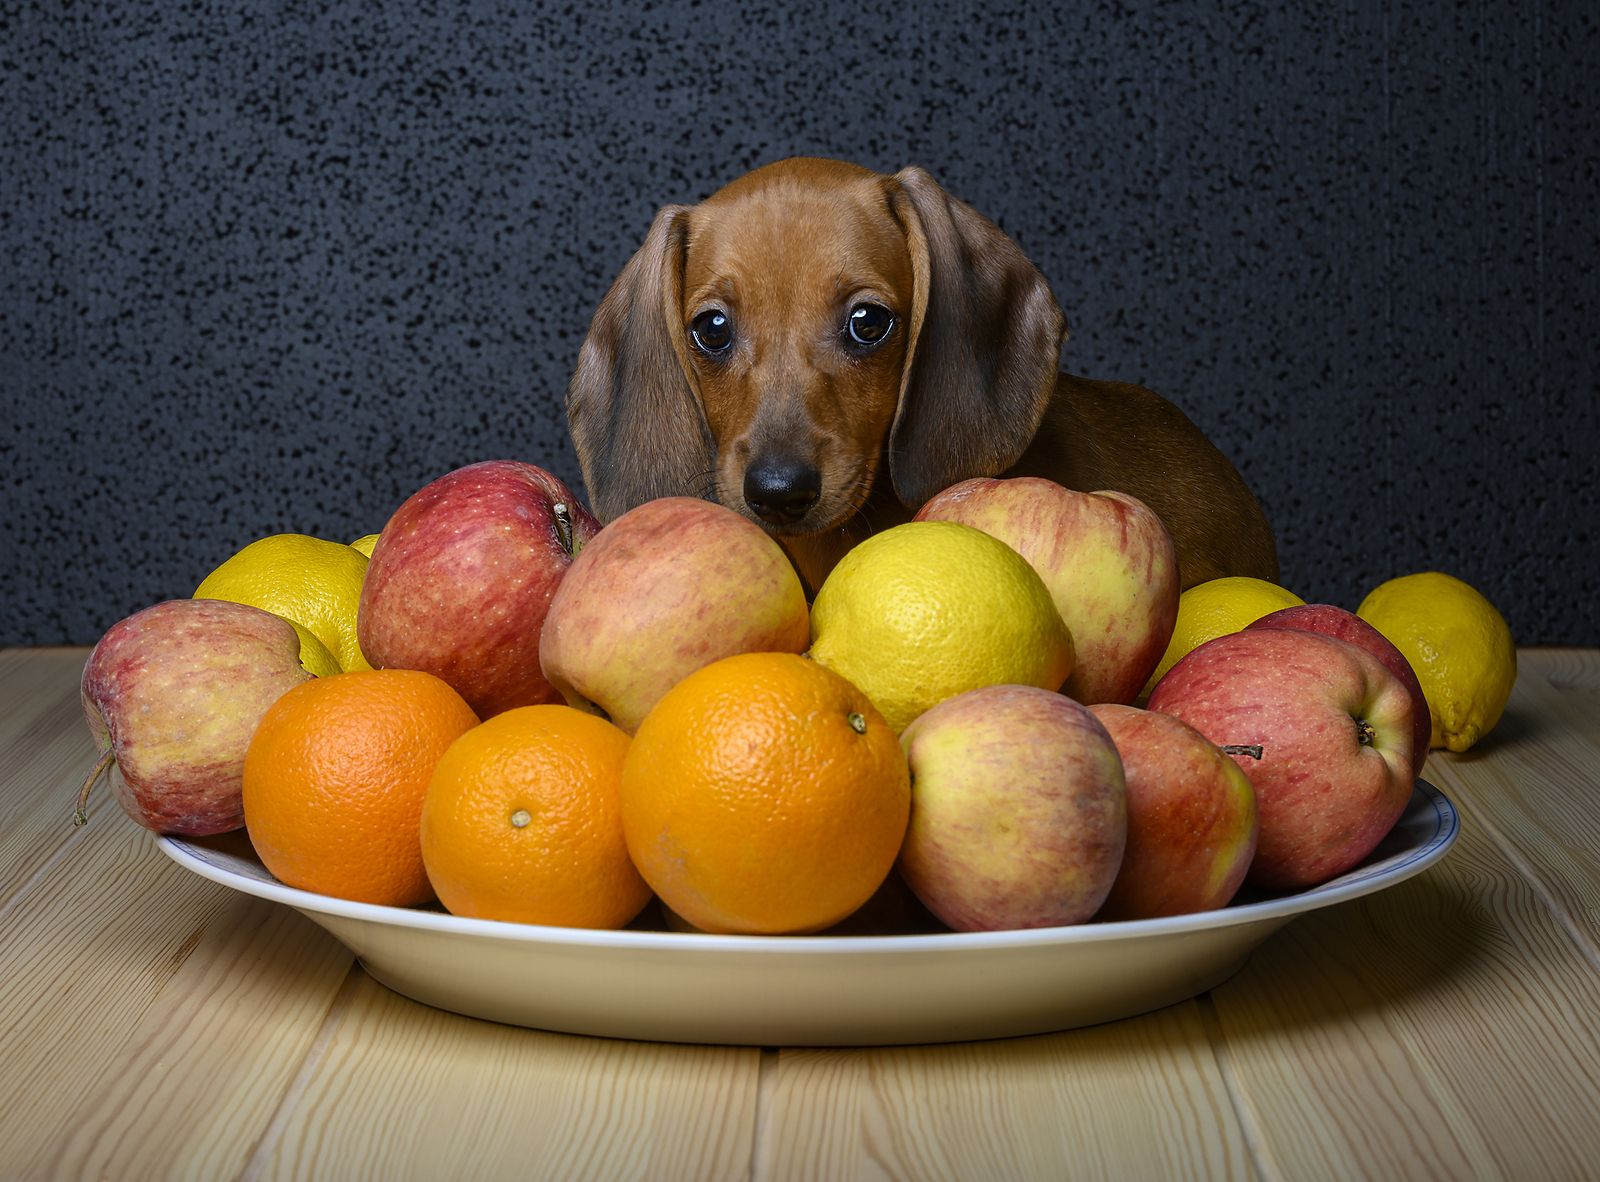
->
left=4, top=2, right=1596, bottom=645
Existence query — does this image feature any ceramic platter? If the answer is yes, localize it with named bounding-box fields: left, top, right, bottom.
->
left=159, top=780, right=1458, bottom=1046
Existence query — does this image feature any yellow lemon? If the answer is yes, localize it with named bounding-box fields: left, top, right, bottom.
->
left=284, top=619, right=342, bottom=677
left=808, top=521, right=1074, bottom=734
left=195, top=534, right=372, bottom=672
left=1357, top=572, right=1515, bottom=753
left=1143, top=576, right=1305, bottom=695
left=348, top=533, right=381, bottom=557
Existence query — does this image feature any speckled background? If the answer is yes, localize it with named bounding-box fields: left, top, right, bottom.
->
left=3, top=2, right=1596, bottom=644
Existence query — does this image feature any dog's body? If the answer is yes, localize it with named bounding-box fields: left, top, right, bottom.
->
left=568, top=157, right=1277, bottom=593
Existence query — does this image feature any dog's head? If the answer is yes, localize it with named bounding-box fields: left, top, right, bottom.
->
left=567, top=158, right=1066, bottom=534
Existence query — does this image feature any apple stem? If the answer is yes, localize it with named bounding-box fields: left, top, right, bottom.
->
left=552, top=503, right=579, bottom=559
left=73, top=748, right=115, bottom=827
left=1356, top=720, right=1377, bottom=747
left=1220, top=744, right=1264, bottom=761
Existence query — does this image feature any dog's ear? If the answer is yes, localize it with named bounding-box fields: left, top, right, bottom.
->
left=566, top=204, right=713, bottom=522
left=886, top=167, right=1067, bottom=508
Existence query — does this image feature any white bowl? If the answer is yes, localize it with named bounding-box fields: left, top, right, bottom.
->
left=159, top=780, right=1457, bottom=1046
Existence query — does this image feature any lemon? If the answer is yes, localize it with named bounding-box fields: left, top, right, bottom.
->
left=808, top=521, right=1074, bottom=733
left=348, top=533, right=381, bottom=557
left=284, top=619, right=343, bottom=677
left=1357, top=572, right=1515, bottom=752
left=1143, top=576, right=1305, bottom=696
left=195, top=534, right=372, bottom=672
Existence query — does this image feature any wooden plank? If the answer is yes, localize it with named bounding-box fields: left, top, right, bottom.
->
left=0, top=812, right=247, bottom=1163
left=754, top=1003, right=1254, bottom=1181
left=23, top=891, right=351, bottom=1182
left=1423, top=667, right=1600, bottom=959
left=0, top=648, right=86, bottom=755
left=1207, top=793, right=1600, bottom=1179
left=248, top=972, right=762, bottom=1182
left=0, top=654, right=108, bottom=909
left=1518, top=647, right=1600, bottom=692
left=1498, top=662, right=1600, bottom=751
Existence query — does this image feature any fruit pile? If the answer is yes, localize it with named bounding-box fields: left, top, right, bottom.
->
left=76, top=460, right=1517, bottom=935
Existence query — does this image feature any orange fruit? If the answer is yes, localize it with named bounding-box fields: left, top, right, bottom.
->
left=621, top=652, right=911, bottom=935
left=243, top=669, right=479, bottom=906
left=420, top=705, right=651, bottom=928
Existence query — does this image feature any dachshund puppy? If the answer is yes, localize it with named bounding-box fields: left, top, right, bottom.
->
left=567, top=157, right=1277, bottom=594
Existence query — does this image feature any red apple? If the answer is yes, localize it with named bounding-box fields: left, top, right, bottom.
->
left=897, top=685, right=1127, bottom=931
left=78, top=599, right=319, bottom=835
left=539, top=497, right=810, bottom=733
left=915, top=477, right=1178, bottom=705
left=1248, top=603, right=1430, bottom=780
left=1088, top=704, right=1257, bottom=919
left=357, top=460, right=599, bottom=718
left=1148, top=628, right=1415, bottom=891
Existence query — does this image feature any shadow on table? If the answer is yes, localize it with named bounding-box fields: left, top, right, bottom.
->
left=1197, top=863, right=1490, bottom=1038
left=1434, top=695, right=1539, bottom=765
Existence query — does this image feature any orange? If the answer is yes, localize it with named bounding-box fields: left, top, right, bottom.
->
left=420, top=705, right=651, bottom=928
left=243, top=669, right=479, bottom=906
left=621, top=652, right=911, bottom=935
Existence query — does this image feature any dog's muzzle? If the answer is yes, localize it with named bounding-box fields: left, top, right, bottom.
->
left=742, top=455, right=821, bottom=528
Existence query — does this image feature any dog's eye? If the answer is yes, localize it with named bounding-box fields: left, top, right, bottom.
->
left=690, top=309, right=734, bottom=355
left=846, top=303, right=894, bottom=348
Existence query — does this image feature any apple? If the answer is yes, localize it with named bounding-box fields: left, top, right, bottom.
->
left=357, top=460, right=600, bottom=719
left=915, top=477, right=1178, bottom=705
left=1088, top=704, right=1257, bottom=919
left=539, top=497, right=810, bottom=733
left=1147, top=628, right=1415, bottom=891
left=897, top=685, right=1127, bottom=931
left=77, top=598, right=318, bottom=835
left=1247, top=603, right=1431, bottom=780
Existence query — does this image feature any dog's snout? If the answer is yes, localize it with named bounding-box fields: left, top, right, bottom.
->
left=743, top=456, right=821, bottom=527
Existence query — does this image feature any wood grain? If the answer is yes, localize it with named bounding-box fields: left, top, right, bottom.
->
left=1518, top=646, right=1600, bottom=693
left=0, top=648, right=95, bottom=908
left=248, top=972, right=762, bottom=1182
left=0, top=648, right=84, bottom=752
left=24, top=895, right=350, bottom=1182
left=1422, top=664, right=1600, bottom=959
left=0, top=812, right=239, bottom=1166
left=755, top=1003, right=1255, bottom=1181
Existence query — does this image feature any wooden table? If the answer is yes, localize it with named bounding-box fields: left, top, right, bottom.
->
left=3, top=647, right=1598, bottom=1180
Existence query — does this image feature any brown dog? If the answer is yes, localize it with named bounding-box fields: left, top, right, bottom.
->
left=567, top=157, right=1277, bottom=593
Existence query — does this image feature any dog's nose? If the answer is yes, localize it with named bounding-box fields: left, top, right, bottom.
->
left=743, top=456, right=821, bottom=526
